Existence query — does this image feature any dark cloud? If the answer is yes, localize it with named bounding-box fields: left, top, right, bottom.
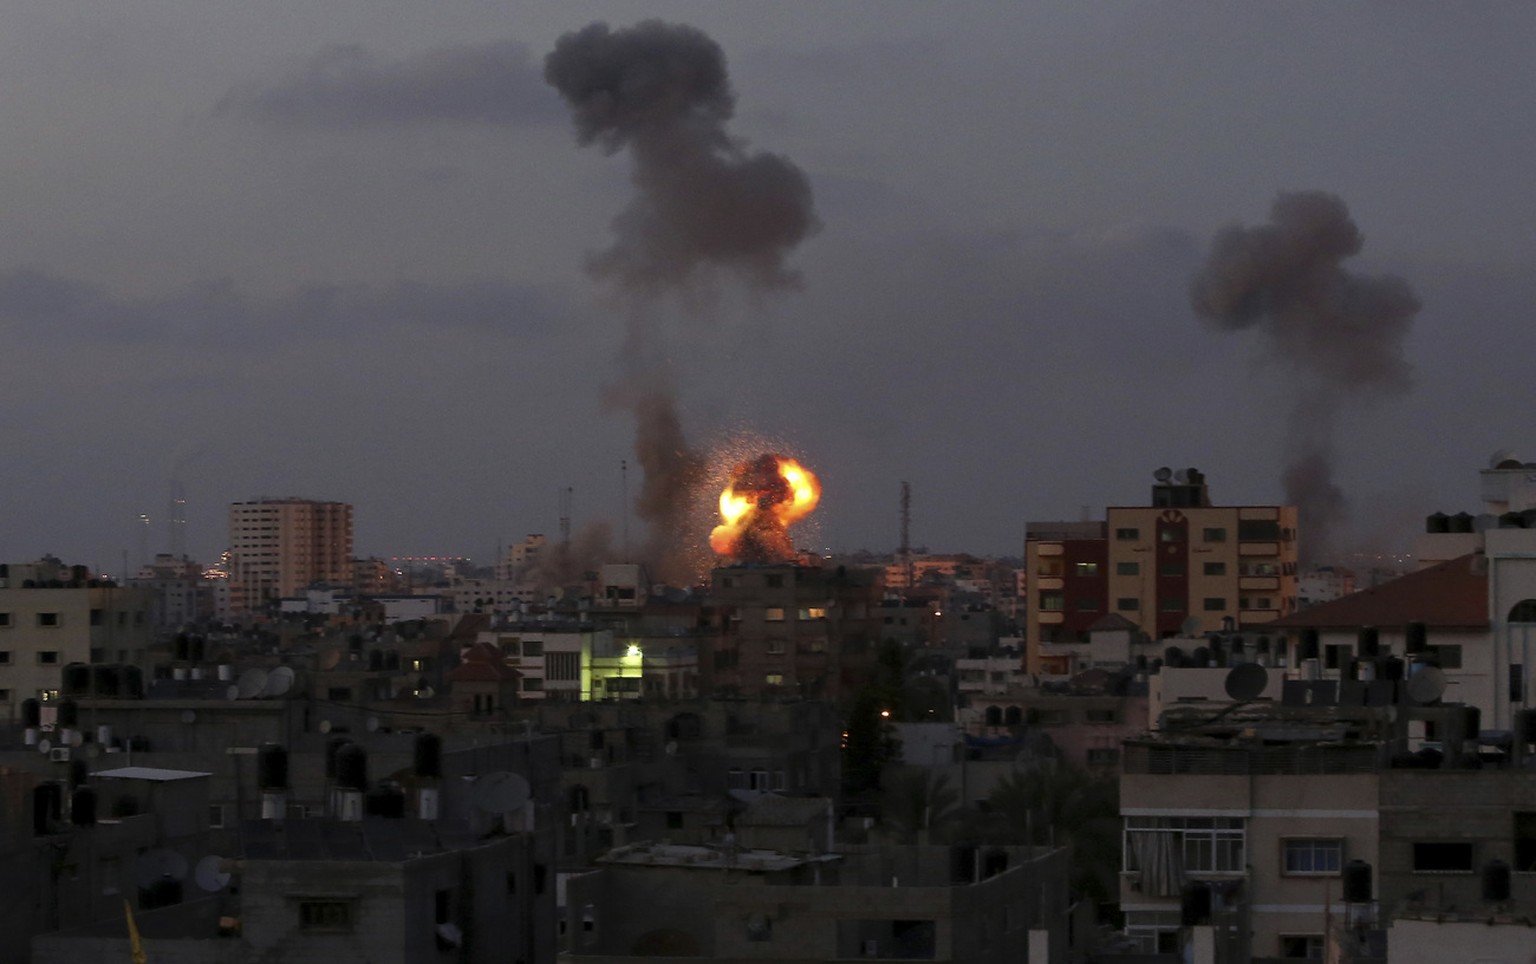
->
left=216, top=40, right=562, bottom=127
left=0, top=268, right=560, bottom=345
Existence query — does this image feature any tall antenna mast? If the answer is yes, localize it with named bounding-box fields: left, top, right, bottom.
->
left=167, top=479, right=187, bottom=558
left=900, top=481, right=913, bottom=593
left=559, top=486, right=573, bottom=547
left=620, top=459, right=630, bottom=561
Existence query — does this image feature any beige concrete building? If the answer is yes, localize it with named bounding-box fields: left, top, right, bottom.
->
left=0, top=559, right=153, bottom=712
left=1027, top=469, right=1298, bottom=673
left=228, top=498, right=354, bottom=615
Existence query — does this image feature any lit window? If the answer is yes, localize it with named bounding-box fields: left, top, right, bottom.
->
left=1038, top=593, right=1064, bottom=612
left=1074, top=562, right=1100, bottom=577
left=764, top=608, right=785, bottom=622
left=765, top=674, right=783, bottom=686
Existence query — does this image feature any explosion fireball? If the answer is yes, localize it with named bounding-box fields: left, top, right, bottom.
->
left=709, top=454, right=821, bottom=563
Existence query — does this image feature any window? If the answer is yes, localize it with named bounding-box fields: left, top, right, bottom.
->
left=1412, top=841, right=1474, bottom=873
left=764, top=607, right=785, bottom=622
left=299, top=900, right=353, bottom=931
left=1037, top=560, right=1063, bottom=576
left=1116, top=561, right=1140, bottom=576
left=746, top=913, right=773, bottom=942
left=36, top=613, right=59, bottom=627
left=1278, top=935, right=1324, bottom=959
left=1203, top=598, right=1226, bottom=612
left=1159, top=528, right=1185, bottom=543
left=209, top=804, right=225, bottom=829
left=1086, top=747, right=1119, bottom=765
left=90, top=609, right=103, bottom=626
left=0, top=613, right=9, bottom=627
left=666, top=811, right=684, bottom=830
left=1434, top=645, right=1462, bottom=670
left=521, top=640, right=542, bottom=657
left=1117, top=598, right=1140, bottom=611
left=766, top=638, right=785, bottom=654
left=37, top=651, right=59, bottom=666
left=1282, top=839, right=1342, bottom=875
left=1038, top=593, right=1064, bottom=612
left=1160, top=599, right=1183, bottom=612
left=1203, top=562, right=1226, bottom=576
left=1124, top=816, right=1246, bottom=874
left=1074, top=562, right=1100, bottom=577
left=435, top=888, right=452, bottom=924
left=1324, top=645, right=1351, bottom=670
left=765, top=674, right=783, bottom=686
left=799, top=607, right=826, bottom=620
left=1513, top=664, right=1525, bottom=704
left=765, top=574, right=784, bottom=588
left=546, top=651, right=580, bottom=681
left=1085, top=708, right=1118, bottom=723
left=1115, top=528, right=1140, bottom=541
left=1514, top=812, right=1536, bottom=872
left=1075, top=597, right=1098, bottom=612
left=1238, top=520, right=1281, bottom=541
left=0, top=651, right=10, bottom=665
left=1202, top=527, right=1227, bottom=542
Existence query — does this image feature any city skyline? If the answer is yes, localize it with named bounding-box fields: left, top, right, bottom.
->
left=3, top=4, right=1534, bottom=571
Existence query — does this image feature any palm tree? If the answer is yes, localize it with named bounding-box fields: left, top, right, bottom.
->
left=982, top=762, right=1120, bottom=908
left=879, top=768, right=960, bottom=844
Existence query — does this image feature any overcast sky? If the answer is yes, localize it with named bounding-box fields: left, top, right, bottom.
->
left=3, top=2, right=1534, bottom=575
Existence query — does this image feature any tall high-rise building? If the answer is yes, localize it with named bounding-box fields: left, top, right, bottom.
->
left=228, top=498, right=354, bottom=613
left=1025, top=469, right=1298, bottom=672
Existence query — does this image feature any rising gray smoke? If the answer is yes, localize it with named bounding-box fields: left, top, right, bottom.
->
left=545, top=20, right=818, bottom=582
left=1191, top=191, right=1420, bottom=561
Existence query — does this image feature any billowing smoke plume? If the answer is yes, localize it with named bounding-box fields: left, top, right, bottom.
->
left=1191, top=191, right=1419, bottom=561
left=545, top=20, right=818, bottom=582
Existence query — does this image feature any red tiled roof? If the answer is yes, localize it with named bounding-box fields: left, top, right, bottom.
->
left=448, top=660, right=520, bottom=683
left=1271, top=553, right=1488, bottom=631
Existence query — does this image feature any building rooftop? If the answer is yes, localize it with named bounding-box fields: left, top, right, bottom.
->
left=600, top=841, right=835, bottom=873
left=1271, top=553, right=1488, bottom=631
left=239, top=817, right=485, bottom=861
left=95, top=766, right=212, bottom=782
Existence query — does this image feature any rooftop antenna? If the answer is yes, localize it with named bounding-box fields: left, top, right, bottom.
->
left=167, top=479, right=187, bottom=559
left=620, top=459, right=630, bottom=561
left=899, top=481, right=913, bottom=592
left=559, top=486, right=573, bottom=548
left=137, top=512, right=150, bottom=568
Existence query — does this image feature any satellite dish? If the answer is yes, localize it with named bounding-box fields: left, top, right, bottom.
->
left=1179, top=617, right=1201, bottom=637
left=226, top=685, right=241, bottom=701
left=365, top=716, right=380, bottom=733
left=37, top=738, right=52, bottom=755
left=1173, top=469, right=1189, bottom=484
left=83, top=743, right=102, bottom=761
left=262, top=666, right=295, bottom=698
left=194, top=855, right=231, bottom=892
left=236, top=668, right=269, bottom=700
left=319, top=648, right=343, bottom=671
left=1491, top=449, right=1521, bottom=470
left=181, top=710, right=197, bottom=725
left=1405, top=666, right=1448, bottom=705
left=1153, top=466, right=1173, bottom=482
left=319, top=719, right=332, bottom=734
left=134, top=849, right=189, bottom=888
left=471, top=771, right=531, bottom=813
left=1224, top=663, right=1269, bottom=701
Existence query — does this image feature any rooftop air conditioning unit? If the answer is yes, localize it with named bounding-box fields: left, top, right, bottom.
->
left=49, top=747, right=71, bottom=762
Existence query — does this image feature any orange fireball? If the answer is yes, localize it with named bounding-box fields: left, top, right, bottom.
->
left=709, top=454, right=821, bottom=563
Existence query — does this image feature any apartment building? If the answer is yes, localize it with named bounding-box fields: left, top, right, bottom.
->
left=1026, top=468, right=1298, bottom=673
left=0, top=559, right=153, bottom=712
left=228, top=498, right=354, bottom=614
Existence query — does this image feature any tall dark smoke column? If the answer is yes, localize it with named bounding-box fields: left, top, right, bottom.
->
left=545, top=20, right=818, bottom=582
left=1190, top=191, right=1419, bottom=562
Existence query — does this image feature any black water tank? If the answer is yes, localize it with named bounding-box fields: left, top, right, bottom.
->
left=1191, top=646, right=1211, bottom=668
left=21, top=698, right=40, bottom=728
left=1343, top=859, right=1372, bottom=903
left=1425, top=512, right=1450, bottom=533
left=325, top=736, right=351, bottom=779
left=1180, top=882, right=1212, bottom=926
left=950, top=844, right=978, bottom=883
left=70, top=786, right=97, bottom=827
left=56, top=700, right=79, bottom=729
left=62, top=664, right=91, bottom=696
left=1463, top=705, right=1482, bottom=742
left=1379, top=657, right=1405, bottom=681
left=414, top=732, right=442, bottom=779
left=173, top=633, right=190, bottom=661
left=124, top=665, right=145, bottom=698
left=32, top=782, right=61, bottom=835
left=68, top=759, right=87, bottom=789
left=1357, top=626, right=1380, bottom=658
left=189, top=636, right=206, bottom=663
left=92, top=664, right=121, bottom=698
left=1406, top=622, right=1428, bottom=655
left=257, top=743, right=289, bottom=791
left=368, top=649, right=384, bottom=671
left=336, top=743, right=368, bottom=791
left=1483, top=859, right=1512, bottom=903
